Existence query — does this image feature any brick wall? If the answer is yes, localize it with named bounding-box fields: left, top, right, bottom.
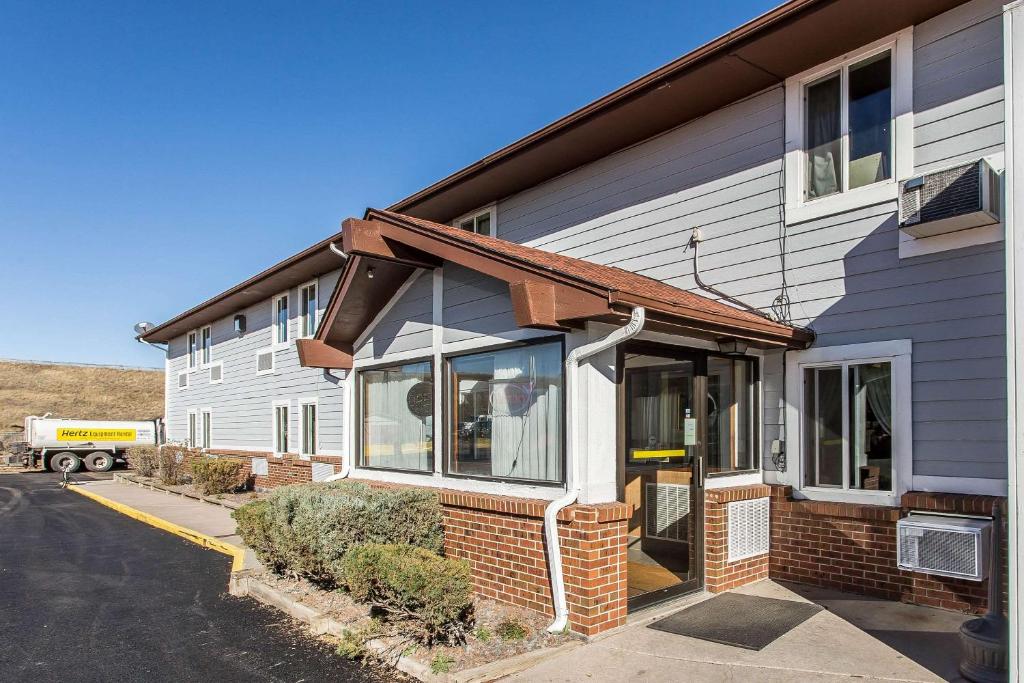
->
left=358, top=482, right=629, bottom=637
left=704, top=484, right=772, bottom=593
left=769, top=485, right=1007, bottom=614
left=201, top=449, right=341, bottom=489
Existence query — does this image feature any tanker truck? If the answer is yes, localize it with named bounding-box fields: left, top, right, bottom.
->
left=15, top=415, right=163, bottom=472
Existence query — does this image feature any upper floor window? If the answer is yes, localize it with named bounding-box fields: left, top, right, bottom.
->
left=784, top=29, right=912, bottom=224
left=453, top=205, right=495, bottom=237
left=273, top=292, right=289, bottom=345
left=200, top=325, right=212, bottom=366
left=299, top=282, right=317, bottom=338
left=187, top=331, right=198, bottom=370
left=447, top=340, right=563, bottom=484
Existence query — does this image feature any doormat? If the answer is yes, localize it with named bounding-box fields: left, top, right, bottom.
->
left=647, top=592, right=823, bottom=650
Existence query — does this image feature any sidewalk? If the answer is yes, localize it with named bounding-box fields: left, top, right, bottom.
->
left=70, top=477, right=260, bottom=571
left=505, top=580, right=969, bottom=683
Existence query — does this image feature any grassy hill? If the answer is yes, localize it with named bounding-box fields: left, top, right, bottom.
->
left=0, top=359, right=164, bottom=432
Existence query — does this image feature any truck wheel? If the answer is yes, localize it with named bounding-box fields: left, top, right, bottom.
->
left=49, top=452, right=81, bottom=473
left=84, top=452, right=115, bottom=472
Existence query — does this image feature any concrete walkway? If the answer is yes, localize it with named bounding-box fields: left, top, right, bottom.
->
left=507, top=580, right=970, bottom=683
left=71, top=477, right=260, bottom=570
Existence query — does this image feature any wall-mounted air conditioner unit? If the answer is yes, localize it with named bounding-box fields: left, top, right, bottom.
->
left=896, top=514, right=991, bottom=581
left=899, top=159, right=1001, bottom=238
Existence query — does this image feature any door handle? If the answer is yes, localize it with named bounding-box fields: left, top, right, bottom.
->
left=696, top=456, right=704, bottom=488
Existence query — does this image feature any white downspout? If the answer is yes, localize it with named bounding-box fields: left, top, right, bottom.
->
left=324, top=240, right=352, bottom=483
left=545, top=306, right=646, bottom=633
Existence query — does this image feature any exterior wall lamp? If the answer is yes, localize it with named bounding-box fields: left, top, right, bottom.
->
left=716, top=337, right=749, bottom=356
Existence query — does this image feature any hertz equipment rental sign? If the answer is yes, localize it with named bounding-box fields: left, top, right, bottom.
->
left=57, top=428, right=137, bottom=441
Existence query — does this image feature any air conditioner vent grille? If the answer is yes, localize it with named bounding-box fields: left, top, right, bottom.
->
left=311, top=462, right=334, bottom=481
left=728, top=497, right=770, bottom=562
left=209, top=363, right=222, bottom=382
left=251, top=457, right=269, bottom=476
left=645, top=482, right=690, bottom=542
left=896, top=515, right=990, bottom=581
left=256, top=351, right=274, bottom=373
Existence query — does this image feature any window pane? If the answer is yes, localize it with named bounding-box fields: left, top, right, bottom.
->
left=301, top=285, right=317, bottom=337
left=626, top=361, right=693, bottom=464
left=805, top=73, right=842, bottom=199
left=475, top=213, right=491, bottom=236
left=275, top=406, right=288, bottom=452
left=804, top=366, right=843, bottom=487
left=459, top=219, right=474, bottom=232
left=707, top=357, right=755, bottom=473
left=849, top=362, right=892, bottom=491
left=849, top=51, right=892, bottom=189
left=202, top=328, right=212, bottom=364
left=277, top=296, right=288, bottom=343
left=188, top=333, right=197, bottom=367
left=361, top=361, right=433, bottom=471
left=202, top=413, right=211, bottom=449
left=301, top=404, right=316, bottom=455
left=449, top=342, right=562, bottom=483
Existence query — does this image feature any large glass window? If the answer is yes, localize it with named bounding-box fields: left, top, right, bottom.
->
left=804, top=49, right=892, bottom=200
left=448, top=341, right=563, bottom=483
left=706, top=357, right=756, bottom=474
left=201, top=326, right=212, bottom=366
left=187, top=331, right=198, bottom=369
left=803, top=361, right=892, bottom=491
left=360, top=361, right=434, bottom=472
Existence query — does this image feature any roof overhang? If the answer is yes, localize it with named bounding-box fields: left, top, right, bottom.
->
left=388, top=0, right=969, bottom=222
left=140, top=232, right=345, bottom=343
left=308, top=210, right=813, bottom=369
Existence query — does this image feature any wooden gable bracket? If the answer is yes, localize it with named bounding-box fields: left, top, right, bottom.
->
left=509, top=280, right=609, bottom=330
left=342, top=218, right=440, bottom=269
left=296, top=338, right=354, bottom=370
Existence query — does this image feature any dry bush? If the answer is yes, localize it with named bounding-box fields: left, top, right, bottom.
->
left=126, top=446, right=160, bottom=477
left=156, top=444, right=190, bottom=485
left=0, top=360, right=163, bottom=431
left=190, top=458, right=246, bottom=495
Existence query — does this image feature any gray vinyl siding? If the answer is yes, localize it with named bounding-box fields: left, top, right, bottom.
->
left=354, top=270, right=433, bottom=362
left=442, top=264, right=525, bottom=344
left=490, top=0, right=1006, bottom=484
left=165, top=268, right=345, bottom=455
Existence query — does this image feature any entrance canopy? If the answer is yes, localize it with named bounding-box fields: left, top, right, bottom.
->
left=298, top=209, right=812, bottom=369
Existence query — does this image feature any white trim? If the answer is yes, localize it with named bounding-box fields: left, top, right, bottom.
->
left=187, top=330, right=198, bottom=371
left=432, top=267, right=444, bottom=476
left=1003, top=6, right=1023, bottom=678
left=208, top=360, right=224, bottom=384
left=177, top=370, right=190, bottom=390
left=187, top=409, right=198, bottom=448
left=298, top=279, right=319, bottom=339
left=199, top=324, right=213, bottom=367
left=439, top=328, right=552, bottom=356
left=350, top=466, right=565, bottom=501
left=353, top=269, right=425, bottom=350
left=785, top=339, right=912, bottom=507
left=297, top=397, right=318, bottom=460
left=352, top=348, right=433, bottom=370
left=255, top=347, right=275, bottom=376
left=272, top=400, right=291, bottom=456
left=706, top=471, right=764, bottom=490
left=271, top=290, right=290, bottom=348
left=451, top=203, right=497, bottom=237
left=784, top=27, right=913, bottom=225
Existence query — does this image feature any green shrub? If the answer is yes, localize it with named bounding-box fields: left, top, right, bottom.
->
left=190, top=458, right=246, bottom=495
left=126, top=446, right=158, bottom=477
left=343, top=543, right=472, bottom=644
left=335, top=619, right=382, bottom=661
left=496, top=618, right=528, bottom=641
left=473, top=626, right=492, bottom=642
left=233, top=501, right=285, bottom=571
left=234, top=481, right=445, bottom=585
left=156, top=444, right=189, bottom=485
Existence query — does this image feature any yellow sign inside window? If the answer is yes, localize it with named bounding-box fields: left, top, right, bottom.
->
left=57, top=428, right=137, bottom=441
left=632, top=449, right=686, bottom=460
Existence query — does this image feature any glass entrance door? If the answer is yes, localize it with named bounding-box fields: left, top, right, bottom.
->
left=621, top=346, right=704, bottom=609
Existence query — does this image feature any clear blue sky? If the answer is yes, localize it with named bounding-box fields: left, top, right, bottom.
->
left=0, top=0, right=776, bottom=368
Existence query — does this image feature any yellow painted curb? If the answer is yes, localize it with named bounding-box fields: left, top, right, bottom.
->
left=68, top=484, right=246, bottom=572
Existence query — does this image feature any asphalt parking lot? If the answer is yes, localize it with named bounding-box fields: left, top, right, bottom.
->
left=0, top=472, right=390, bottom=682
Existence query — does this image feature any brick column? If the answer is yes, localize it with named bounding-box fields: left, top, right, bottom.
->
left=704, top=484, right=772, bottom=593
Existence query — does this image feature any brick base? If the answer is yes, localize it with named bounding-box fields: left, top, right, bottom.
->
left=355, top=481, right=629, bottom=636
left=196, top=448, right=341, bottom=489
left=704, top=484, right=772, bottom=593
left=769, top=485, right=1007, bottom=614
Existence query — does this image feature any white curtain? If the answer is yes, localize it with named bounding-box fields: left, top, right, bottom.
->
left=488, top=345, right=562, bottom=482
left=362, top=365, right=432, bottom=471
